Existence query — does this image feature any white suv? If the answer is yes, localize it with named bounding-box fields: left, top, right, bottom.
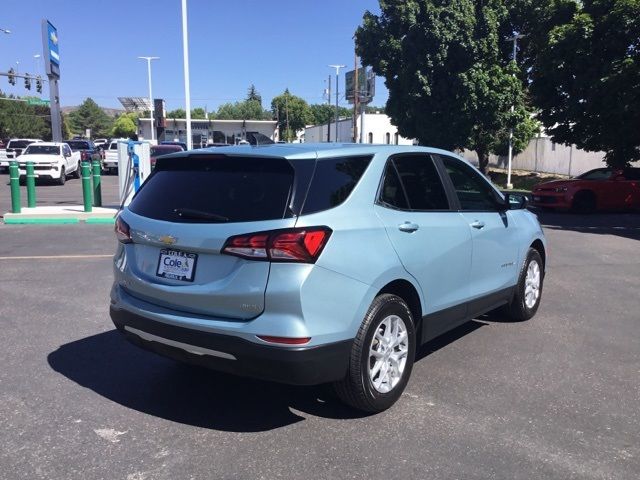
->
left=17, top=142, right=81, bottom=185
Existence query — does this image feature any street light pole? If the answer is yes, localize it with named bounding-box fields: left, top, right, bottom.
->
left=181, top=0, right=192, bottom=150
left=329, top=64, right=345, bottom=143
left=506, top=33, right=525, bottom=190
left=138, top=56, right=159, bottom=141
left=33, top=54, right=41, bottom=74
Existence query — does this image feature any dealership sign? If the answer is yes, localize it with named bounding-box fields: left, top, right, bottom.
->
left=41, top=19, right=60, bottom=79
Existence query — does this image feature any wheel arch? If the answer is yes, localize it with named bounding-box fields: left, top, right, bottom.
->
left=530, top=238, right=546, bottom=270
left=376, top=279, right=423, bottom=331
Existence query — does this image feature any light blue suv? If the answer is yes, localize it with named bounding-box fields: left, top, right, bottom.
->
left=110, top=144, right=546, bottom=412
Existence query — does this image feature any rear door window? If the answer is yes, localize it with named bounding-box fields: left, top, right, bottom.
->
left=129, top=156, right=295, bottom=223
left=301, top=156, right=372, bottom=214
left=391, top=155, right=449, bottom=210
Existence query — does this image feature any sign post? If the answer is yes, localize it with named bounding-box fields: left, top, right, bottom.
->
left=41, top=19, right=62, bottom=142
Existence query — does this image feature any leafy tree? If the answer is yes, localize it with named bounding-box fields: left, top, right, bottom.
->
left=522, top=0, right=640, bottom=168
left=67, top=98, right=113, bottom=138
left=191, top=107, right=207, bottom=119
left=246, top=84, right=262, bottom=104
left=271, top=90, right=313, bottom=141
left=216, top=100, right=271, bottom=120
left=309, top=103, right=352, bottom=126
left=0, top=91, right=51, bottom=139
left=364, top=105, right=386, bottom=114
left=356, top=0, right=538, bottom=172
left=167, top=108, right=186, bottom=118
left=111, top=115, right=137, bottom=139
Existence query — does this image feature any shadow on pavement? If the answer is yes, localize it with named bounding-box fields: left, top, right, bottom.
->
left=533, top=208, right=640, bottom=241
left=48, top=329, right=366, bottom=432
left=49, top=321, right=486, bottom=431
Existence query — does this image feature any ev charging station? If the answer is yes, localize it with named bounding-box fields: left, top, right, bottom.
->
left=118, top=141, right=151, bottom=206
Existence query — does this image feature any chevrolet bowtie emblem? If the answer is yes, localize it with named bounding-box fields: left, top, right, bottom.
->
left=159, top=235, right=177, bottom=245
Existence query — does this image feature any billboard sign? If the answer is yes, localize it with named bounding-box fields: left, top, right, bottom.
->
left=345, top=67, right=375, bottom=104
left=41, top=19, right=60, bottom=78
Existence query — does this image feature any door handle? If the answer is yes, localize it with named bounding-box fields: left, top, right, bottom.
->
left=470, top=220, right=485, bottom=229
left=398, top=222, right=420, bottom=233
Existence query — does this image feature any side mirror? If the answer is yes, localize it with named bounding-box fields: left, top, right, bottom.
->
left=504, top=192, right=528, bottom=210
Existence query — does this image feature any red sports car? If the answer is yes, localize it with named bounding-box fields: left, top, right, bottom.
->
left=531, top=167, right=640, bottom=212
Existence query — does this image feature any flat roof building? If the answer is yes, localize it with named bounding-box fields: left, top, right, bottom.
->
left=137, top=118, right=278, bottom=147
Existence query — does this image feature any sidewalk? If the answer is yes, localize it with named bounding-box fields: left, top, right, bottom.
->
left=3, top=205, right=118, bottom=224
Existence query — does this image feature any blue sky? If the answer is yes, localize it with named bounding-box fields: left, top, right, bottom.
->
left=1, top=0, right=387, bottom=112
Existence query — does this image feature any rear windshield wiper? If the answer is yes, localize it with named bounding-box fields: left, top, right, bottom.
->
left=174, top=208, right=229, bottom=222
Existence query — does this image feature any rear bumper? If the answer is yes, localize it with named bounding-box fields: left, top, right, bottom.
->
left=110, top=306, right=352, bottom=386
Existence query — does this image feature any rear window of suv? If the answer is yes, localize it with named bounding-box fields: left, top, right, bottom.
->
left=129, top=156, right=295, bottom=223
left=301, top=156, right=372, bottom=215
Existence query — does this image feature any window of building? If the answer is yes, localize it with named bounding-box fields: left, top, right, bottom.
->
left=368, top=132, right=373, bottom=144
left=394, top=133, right=399, bottom=145
left=385, top=132, right=391, bottom=144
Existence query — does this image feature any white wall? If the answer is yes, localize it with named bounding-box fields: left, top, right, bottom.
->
left=138, top=119, right=278, bottom=145
left=304, top=113, right=414, bottom=145
left=461, top=136, right=613, bottom=176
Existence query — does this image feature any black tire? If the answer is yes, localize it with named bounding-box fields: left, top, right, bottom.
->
left=74, top=162, right=82, bottom=179
left=572, top=190, right=596, bottom=213
left=57, top=166, right=66, bottom=185
left=333, top=294, right=416, bottom=413
left=503, top=248, right=544, bottom=321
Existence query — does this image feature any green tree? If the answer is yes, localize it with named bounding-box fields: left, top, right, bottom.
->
left=167, top=108, right=186, bottom=118
left=246, top=84, right=262, bottom=104
left=0, top=92, right=50, bottom=139
left=66, top=98, right=113, bottom=138
left=216, top=100, right=271, bottom=120
left=191, top=107, right=207, bottom=119
left=309, top=103, right=352, bottom=126
left=356, top=0, right=538, bottom=172
left=523, top=0, right=640, bottom=168
left=111, top=115, right=137, bottom=139
left=271, top=90, right=313, bottom=141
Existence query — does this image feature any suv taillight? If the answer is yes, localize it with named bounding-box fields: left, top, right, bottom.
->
left=222, top=227, right=332, bottom=263
left=115, top=216, right=132, bottom=243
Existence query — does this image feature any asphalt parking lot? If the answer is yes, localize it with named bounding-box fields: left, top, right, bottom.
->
left=0, top=189, right=639, bottom=478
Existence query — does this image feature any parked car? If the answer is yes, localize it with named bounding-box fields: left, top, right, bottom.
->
left=531, top=167, right=640, bottom=212
left=104, top=138, right=128, bottom=174
left=110, top=144, right=546, bottom=413
left=150, top=144, right=184, bottom=169
left=1, top=139, right=43, bottom=171
left=65, top=139, right=102, bottom=168
left=17, top=142, right=81, bottom=185
left=160, top=141, right=188, bottom=151
left=93, top=138, right=108, bottom=148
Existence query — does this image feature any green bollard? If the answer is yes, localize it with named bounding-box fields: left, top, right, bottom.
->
left=81, top=161, right=92, bottom=213
left=91, top=159, right=102, bottom=207
left=9, top=161, right=21, bottom=214
left=26, top=161, right=36, bottom=208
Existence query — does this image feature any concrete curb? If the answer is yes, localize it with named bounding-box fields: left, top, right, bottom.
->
left=2, top=205, right=118, bottom=225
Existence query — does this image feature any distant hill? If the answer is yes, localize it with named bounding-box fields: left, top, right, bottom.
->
left=61, top=105, right=124, bottom=117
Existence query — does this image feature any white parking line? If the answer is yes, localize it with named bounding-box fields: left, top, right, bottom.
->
left=0, top=254, right=113, bottom=260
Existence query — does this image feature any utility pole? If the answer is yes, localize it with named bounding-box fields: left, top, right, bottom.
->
left=181, top=0, right=192, bottom=150
left=506, top=33, right=525, bottom=189
left=138, top=56, right=159, bottom=141
left=327, top=75, right=331, bottom=142
left=285, top=94, right=290, bottom=142
left=329, top=64, right=345, bottom=143
left=353, top=54, right=359, bottom=143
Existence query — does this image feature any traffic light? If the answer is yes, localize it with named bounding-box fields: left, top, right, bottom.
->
left=24, top=74, right=31, bottom=90
left=36, top=76, right=42, bottom=94
left=8, top=67, right=16, bottom=86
